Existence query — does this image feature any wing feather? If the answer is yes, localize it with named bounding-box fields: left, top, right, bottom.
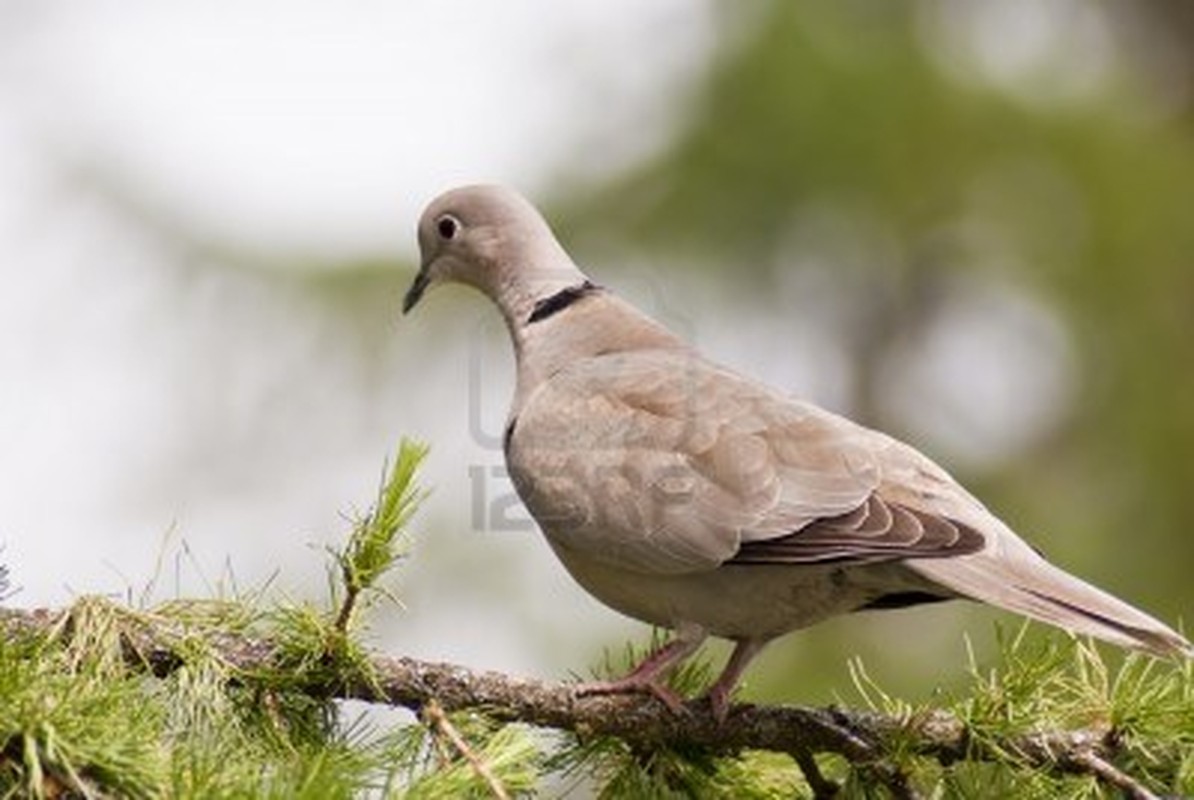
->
left=730, top=495, right=984, bottom=565
left=508, top=349, right=985, bottom=575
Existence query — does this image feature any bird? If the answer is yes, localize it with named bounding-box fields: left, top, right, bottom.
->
left=402, top=184, right=1191, bottom=720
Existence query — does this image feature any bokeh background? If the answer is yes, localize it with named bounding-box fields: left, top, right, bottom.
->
left=2, top=1, right=1191, bottom=705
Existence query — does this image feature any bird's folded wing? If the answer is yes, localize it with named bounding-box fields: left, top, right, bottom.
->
left=509, top=350, right=985, bottom=576
left=729, top=493, right=985, bottom=565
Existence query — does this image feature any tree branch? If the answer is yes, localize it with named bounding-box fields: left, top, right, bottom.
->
left=2, top=604, right=1153, bottom=797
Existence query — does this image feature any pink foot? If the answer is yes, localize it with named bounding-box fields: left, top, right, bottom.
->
left=702, top=638, right=768, bottom=724
left=573, top=627, right=708, bottom=714
left=574, top=676, right=688, bottom=714
left=706, top=683, right=734, bottom=723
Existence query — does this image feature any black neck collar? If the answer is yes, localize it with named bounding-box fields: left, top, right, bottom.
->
left=526, top=280, right=599, bottom=324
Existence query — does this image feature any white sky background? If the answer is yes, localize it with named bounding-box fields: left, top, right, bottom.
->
left=0, top=0, right=718, bottom=674
left=0, top=1, right=713, bottom=253
left=0, top=1, right=1090, bottom=681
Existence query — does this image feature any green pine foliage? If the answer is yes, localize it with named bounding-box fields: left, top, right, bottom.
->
left=844, top=629, right=1194, bottom=798
left=1, top=443, right=1190, bottom=798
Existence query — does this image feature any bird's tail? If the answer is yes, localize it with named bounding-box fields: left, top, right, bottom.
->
left=910, top=546, right=1192, bottom=658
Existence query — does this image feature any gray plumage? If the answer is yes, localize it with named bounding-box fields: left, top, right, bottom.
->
left=403, top=184, right=1191, bottom=717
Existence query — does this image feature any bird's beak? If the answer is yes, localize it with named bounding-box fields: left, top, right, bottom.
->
left=402, top=268, right=431, bottom=314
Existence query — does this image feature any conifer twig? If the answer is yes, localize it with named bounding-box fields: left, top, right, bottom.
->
left=791, top=749, right=838, bottom=799
left=331, top=439, right=427, bottom=635
left=1064, top=750, right=1157, bottom=800
left=421, top=699, right=510, bottom=800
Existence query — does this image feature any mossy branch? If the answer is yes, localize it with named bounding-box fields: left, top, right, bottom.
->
left=2, top=602, right=1188, bottom=798
left=1, top=441, right=1189, bottom=798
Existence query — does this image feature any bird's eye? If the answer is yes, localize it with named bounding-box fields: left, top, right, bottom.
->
left=436, top=214, right=461, bottom=241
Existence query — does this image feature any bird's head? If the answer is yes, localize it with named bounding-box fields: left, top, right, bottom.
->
left=403, top=184, right=582, bottom=316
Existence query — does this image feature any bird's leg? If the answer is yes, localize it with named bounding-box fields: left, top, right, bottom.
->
left=574, top=625, right=707, bottom=713
left=705, top=638, right=767, bottom=723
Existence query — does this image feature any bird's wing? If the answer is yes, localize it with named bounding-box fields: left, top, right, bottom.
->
left=507, top=349, right=985, bottom=576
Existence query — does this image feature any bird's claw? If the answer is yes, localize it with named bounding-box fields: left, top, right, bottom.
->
left=705, top=685, right=734, bottom=724
left=573, top=678, right=689, bottom=715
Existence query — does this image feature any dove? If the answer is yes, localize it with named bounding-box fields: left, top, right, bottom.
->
left=402, top=184, right=1191, bottom=720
